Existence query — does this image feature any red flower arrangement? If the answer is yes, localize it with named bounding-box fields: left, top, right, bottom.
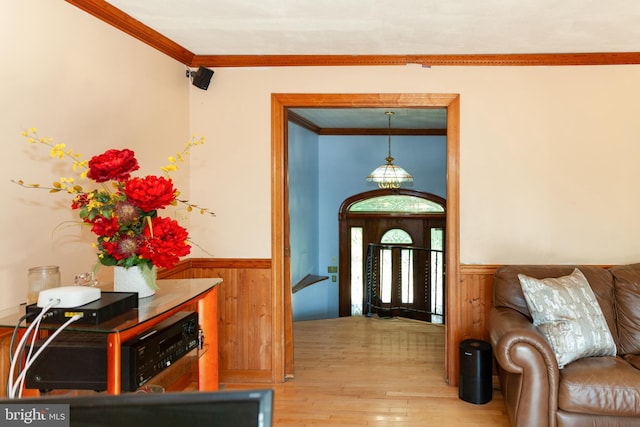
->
left=14, top=129, right=213, bottom=275
left=72, top=152, right=190, bottom=270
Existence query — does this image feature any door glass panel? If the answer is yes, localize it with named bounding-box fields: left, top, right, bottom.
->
left=401, top=249, right=413, bottom=303
left=379, top=229, right=413, bottom=305
left=432, top=228, right=443, bottom=251
left=381, top=248, right=392, bottom=303
left=380, top=228, right=413, bottom=244
left=431, top=228, right=444, bottom=323
left=349, top=195, right=444, bottom=213
left=350, top=227, right=363, bottom=315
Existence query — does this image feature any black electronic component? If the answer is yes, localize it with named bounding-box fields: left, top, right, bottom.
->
left=191, top=67, right=214, bottom=90
left=122, top=311, right=200, bottom=389
left=26, top=292, right=138, bottom=325
left=25, top=311, right=199, bottom=392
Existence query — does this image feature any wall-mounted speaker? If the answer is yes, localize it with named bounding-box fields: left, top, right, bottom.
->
left=192, top=67, right=214, bottom=90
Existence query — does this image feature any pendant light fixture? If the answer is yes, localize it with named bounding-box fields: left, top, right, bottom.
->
left=366, top=111, right=414, bottom=189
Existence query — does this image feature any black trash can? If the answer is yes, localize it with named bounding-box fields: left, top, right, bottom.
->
left=459, top=339, right=492, bottom=404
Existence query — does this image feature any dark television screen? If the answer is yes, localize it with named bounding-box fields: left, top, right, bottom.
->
left=12, top=389, right=273, bottom=427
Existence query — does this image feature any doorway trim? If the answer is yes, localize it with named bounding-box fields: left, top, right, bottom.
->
left=271, top=93, right=460, bottom=384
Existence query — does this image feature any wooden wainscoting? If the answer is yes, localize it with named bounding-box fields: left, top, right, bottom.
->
left=160, top=260, right=502, bottom=386
left=159, top=258, right=274, bottom=384
left=458, top=264, right=500, bottom=344
left=159, top=261, right=503, bottom=385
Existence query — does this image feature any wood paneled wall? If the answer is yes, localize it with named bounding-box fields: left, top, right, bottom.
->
left=160, top=259, right=501, bottom=385
left=159, top=258, right=275, bottom=383
left=458, top=265, right=500, bottom=343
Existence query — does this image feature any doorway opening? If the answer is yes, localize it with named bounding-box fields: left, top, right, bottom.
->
left=271, top=93, right=460, bottom=384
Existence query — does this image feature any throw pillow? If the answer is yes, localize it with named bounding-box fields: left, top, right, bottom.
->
left=518, top=268, right=616, bottom=369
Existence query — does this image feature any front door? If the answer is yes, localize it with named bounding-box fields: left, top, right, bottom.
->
left=338, top=189, right=446, bottom=321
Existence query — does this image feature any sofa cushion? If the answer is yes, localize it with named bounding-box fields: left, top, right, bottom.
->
left=623, top=353, right=640, bottom=370
left=559, top=356, right=640, bottom=417
left=518, top=268, right=616, bottom=369
left=610, top=263, right=640, bottom=355
left=493, top=265, right=618, bottom=345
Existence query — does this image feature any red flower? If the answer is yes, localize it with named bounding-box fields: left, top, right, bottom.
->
left=71, top=194, right=89, bottom=209
left=87, top=149, right=139, bottom=183
left=123, top=176, right=176, bottom=212
left=139, top=217, right=190, bottom=269
left=89, top=216, right=120, bottom=237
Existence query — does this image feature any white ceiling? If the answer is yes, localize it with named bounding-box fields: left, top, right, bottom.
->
left=289, top=108, right=447, bottom=130
left=105, top=0, right=640, bottom=56
left=99, top=0, right=639, bottom=129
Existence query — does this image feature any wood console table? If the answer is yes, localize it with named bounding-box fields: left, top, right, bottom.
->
left=0, top=278, right=222, bottom=395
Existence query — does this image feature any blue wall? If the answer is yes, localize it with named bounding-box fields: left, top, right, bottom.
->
left=289, top=126, right=447, bottom=321
left=288, top=123, right=320, bottom=322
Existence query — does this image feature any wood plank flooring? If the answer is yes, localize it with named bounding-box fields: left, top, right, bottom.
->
left=224, top=316, right=509, bottom=426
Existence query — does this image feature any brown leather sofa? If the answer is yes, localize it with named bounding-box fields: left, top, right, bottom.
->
left=489, top=264, right=640, bottom=427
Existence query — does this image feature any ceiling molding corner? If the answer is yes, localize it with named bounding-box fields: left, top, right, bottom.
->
left=66, top=0, right=195, bottom=65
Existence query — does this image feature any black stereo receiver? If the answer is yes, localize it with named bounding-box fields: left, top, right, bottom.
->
left=26, top=311, right=200, bottom=392
left=122, top=311, right=199, bottom=389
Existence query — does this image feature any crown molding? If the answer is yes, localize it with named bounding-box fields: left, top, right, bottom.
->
left=192, top=52, right=640, bottom=67
left=67, top=1, right=640, bottom=68
left=66, top=0, right=195, bottom=65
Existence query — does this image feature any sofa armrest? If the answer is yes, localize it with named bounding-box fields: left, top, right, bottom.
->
left=489, top=307, right=560, bottom=427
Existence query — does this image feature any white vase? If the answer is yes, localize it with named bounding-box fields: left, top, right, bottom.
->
left=113, top=265, right=157, bottom=298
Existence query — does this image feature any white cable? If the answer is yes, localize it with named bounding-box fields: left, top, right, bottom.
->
left=7, top=301, right=57, bottom=398
left=5, top=314, right=27, bottom=397
left=17, top=311, right=46, bottom=395
left=7, top=307, right=49, bottom=399
left=10, top=313, right=82, bottom=399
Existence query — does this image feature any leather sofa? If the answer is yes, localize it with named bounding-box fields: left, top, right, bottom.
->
left=489, top=264, right=640, bottom=427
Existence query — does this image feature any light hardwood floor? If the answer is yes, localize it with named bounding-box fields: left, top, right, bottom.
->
left=224, top=316, right=509, bottom=426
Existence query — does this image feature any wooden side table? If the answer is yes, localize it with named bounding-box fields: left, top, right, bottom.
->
left=0, top=278, right=222, bottom=396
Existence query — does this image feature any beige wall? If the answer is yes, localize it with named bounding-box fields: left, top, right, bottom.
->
left=1, top=1, right=189, bottom=311
left=189, top=65, right=640, bottom=265
left=4, top=1, right=640, bottom=313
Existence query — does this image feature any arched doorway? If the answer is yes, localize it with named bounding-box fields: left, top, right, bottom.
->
left=338, top=189, right=446, bottom=322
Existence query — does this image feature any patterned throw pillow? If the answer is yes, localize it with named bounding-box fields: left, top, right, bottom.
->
left=518, top=268, right=616, bottom=369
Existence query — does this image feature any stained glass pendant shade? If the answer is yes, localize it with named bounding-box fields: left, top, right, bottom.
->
left=366, top=112, right=413, bottom=189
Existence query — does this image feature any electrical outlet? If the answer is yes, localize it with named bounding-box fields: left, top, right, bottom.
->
left=327, top=266, right=338, bottom=273
left=331, top=275, right=337, bottom=282
left=176, top=209, right=190, bottom=227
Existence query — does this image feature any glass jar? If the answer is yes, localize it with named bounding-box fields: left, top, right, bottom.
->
left=27, top=265, right=61, bottom=304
